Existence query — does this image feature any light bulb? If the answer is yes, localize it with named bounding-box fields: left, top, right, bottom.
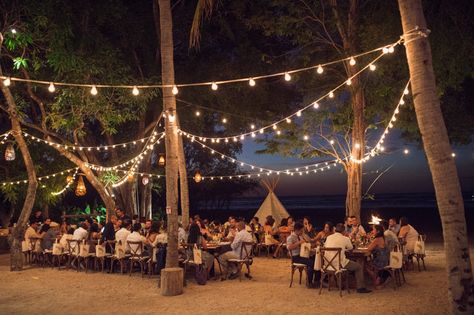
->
left=329, top=91, right=334, bottom=98
left=404, top=149, right=409, bottom=155
left=404, top=89, right=409, bottom=95
left=388, top=46, right=395, bottom=53
left=369, top=64, right=376, bottom=71
left=3, top=78, right=11, bottom=86
left=400, top=99, right=405, bottom=105
left=272, top=124, right=277, bottom=130
left=195, top=111, right=200, bottom=116
left=382, top=47, right=389, bottom=54
left=304, top=135, right=309, bottom=140
left=90, top=85, right=98, bottom=95
left=355, top=143, right=360, bottom=149
left=222, top=118, right=227, bottom=123
left=317, top=65, right=324, bottom=74
left=349, top=57, right=356, bottom=66
left=313, top=102, right=319, bottom=109
left=249, top=78, right=256, bottom=86
left=11, top=29, right=17, bottom=34
left=132, top=86, right=139, bottom=96
left=330, top=140, right=335, bottom=145
left=451, top=153, right=456, bottom=157
left=296, top=111, right=302, bottom=117
left=168, top=114, right=176, bottom=122
left=276, top=130, right=281, bottom=135
left=48, top=83, right=56, bottom=92
left=172, top=85, right=178, bottom=95
left=211, top=82, right=218, bottom=90
left=251, top=133, right=256, bottom=138
left=259, top=129, right=264, bottom=134
left=286, top=118, right=291, bottom=123
left=284, top=72, right=291, bottom=81
left=250, top=124, right=255, bottom=129
left=346, top=79, right=352, bottom=86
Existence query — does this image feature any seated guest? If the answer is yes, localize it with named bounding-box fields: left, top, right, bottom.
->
left=132, top=215, right=139, bottom=225
left=343, top=216, right=351, bottom=236
left=349, top=216, right=366, bottom=241
left=24, top=220, right=44, bottom=242
left=287, top=216, right=295, bottom=231
left=88, top=219, right=100, bottom=240
left=277, top=218, right=290, bottom=235
left=30, top=210, right=44, bottom=224
left=398, top=217, right=419, bottom=254
left=382, top=221, right=399, bottom=251
left=324, top=223, right=371, bottom=293
left=60, top=228, right=75, bottom=248
left=154, top=221, right=168, bottom=244
left=223, top=217, right=237, bottom=242
left=218, top=221, right=253, bottom=279
left=143, top=219, right=152, bottom=235
left=365, top=225, right=390, bottom=288
left=178, top=223, right=187, bottom=244
left=287, top=222, right=316, bottom=288
left=388, top=218, right=401, bottom=235
left=197, top=219, right=212, bottom=240
left=115, top=220, right=131, bottom=246
left=263, top=216, right=280, bottom=246
left=41, top=222, right=60, bottom=250
left=303, top=217, right=316, bottom=240
left=315, top=222, right=334, bottom=246
left=73, top=222, right=89, bottom=241
left=187, top=223, right=215, bottom=275
left=101, top=215, right=117, bottom=241
left=146, top=221, right=161, bottom=244
left=250, top=217, right=262, bottom=243
left=126, top=223, right=147, bottom=254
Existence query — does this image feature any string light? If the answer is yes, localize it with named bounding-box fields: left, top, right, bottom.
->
left=451, top=153, right=456, bottom=158
left=211, top=82, right=218, bottom=91
left=349, top=57, right=356, bottom=66
left=369, top=64, right=376, bottom=71
left=317, top=65, right=324, bottom=74
left=132, top=86, right=139, bottom=96
left=91, top=85, right=98, bottom=95
left=51, top=168, right=80, bottom=195
left=195, top=111, right=200, bottom=116
left=313, top=102, right=319, bottom=109
left=1, top=168, right=77, bottom=186
left=222, top=118, right=227, bottom=124
left=172, top=85, right=179, bottom=95
left=329, top=91, right=334, bottom=98
left=346, top=79, right=352, bottom=86
left=404, top=149, right=409, bottom=155
left=284, top=72, right=292, bottom=81
left=48, top=82, right=56, bottom=92
left=3, top=77, right=11, bottom=86
left=249, top=78, right=256, bottom=86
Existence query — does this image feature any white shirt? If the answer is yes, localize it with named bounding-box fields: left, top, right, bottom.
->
left=126, top=231, right=146, bottom=254
left=324, top=232, right=353, bottom=268
left=154, top=232, right=168, bottom=245
left=231, top=229, right=253, bottom=258
left=72, top=227, right=88, bottom=241
left=115, top=228, right=131, bottom=246
left=178, top=227, right=187, bottom=244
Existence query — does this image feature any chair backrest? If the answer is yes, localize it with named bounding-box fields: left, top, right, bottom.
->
left=239, top=241, right=254, bottom=260
left=320, top=247, right=343, bottom=272
left=66, top=239, right=80, bottom=255
left=127, top=241, right=143, bottom=257
left=30, top=237, right=42, bottom=253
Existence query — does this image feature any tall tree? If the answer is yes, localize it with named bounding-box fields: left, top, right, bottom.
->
left=397, top=0, right=473, bottom=313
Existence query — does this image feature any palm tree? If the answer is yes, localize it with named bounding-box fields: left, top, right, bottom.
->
left=397, top=0, right=473, bottom=313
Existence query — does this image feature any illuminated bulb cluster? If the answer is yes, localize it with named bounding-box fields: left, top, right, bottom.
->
left=22, top=131, right=162, bottom=152
left=351, top=81, right=411, bottom=164
left=0, top=131, right=11, bottom=145
left=1, top=168, right=77, bottom=186
left=51, top=168, right=80, bottom=195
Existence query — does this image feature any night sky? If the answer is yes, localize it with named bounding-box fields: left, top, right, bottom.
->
left=238, top=132, right=474, bottom=196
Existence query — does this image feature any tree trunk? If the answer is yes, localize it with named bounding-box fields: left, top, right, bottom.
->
left=158, top=0, right=181, bottom=278
left=1, top=71, right=38, bottom=271
left=397, top=0, right=474, bottom=313
left=177, top=120, right=189, bottom=227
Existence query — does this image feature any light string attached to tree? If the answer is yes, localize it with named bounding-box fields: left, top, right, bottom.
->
left=51, top=167, right=80, bottom=195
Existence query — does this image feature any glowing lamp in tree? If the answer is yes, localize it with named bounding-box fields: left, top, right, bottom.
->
left=66, top=175, right=74, bottom=184
left=5, top=144, right=15, bottom=161
left=75, top=175, right=87, bottom=196
left=194, top=170, right=202, bottom=183
left=127, top=173, right=134, bottom=182
left=142, top=176, right=149, bottom=185
left=158, top=154, right=165, bottom=166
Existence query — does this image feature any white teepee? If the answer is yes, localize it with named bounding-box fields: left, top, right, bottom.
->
left=254, top=178, right=289, bottom=225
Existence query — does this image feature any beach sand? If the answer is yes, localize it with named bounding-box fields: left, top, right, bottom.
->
left=0, top=245, right=469, bottom=315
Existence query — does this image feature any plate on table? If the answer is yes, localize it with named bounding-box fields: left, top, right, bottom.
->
left=218, top=242, right=231, bottom=246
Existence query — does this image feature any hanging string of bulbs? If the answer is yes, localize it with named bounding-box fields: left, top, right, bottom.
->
left=1, top=167, right=77, bottom=186
left=0, top=39, right=400, bottom=95
left=51, top=168, right=80, bottom=195
left=177, top=50, right=393, bottom=143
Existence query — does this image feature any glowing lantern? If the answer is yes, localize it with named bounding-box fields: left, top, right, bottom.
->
left=127, top=173, right=134, bottom=182
left=66, top=175, right=74, bottom=184
left=75, top=175, right=86, bottom=196
left=158, top=154, right=165, bottom=166
left=5, top=144, right=15, bottom=161
left=142, top=176, right=149, bottom=185
left=194, top=170, right=202, bottom=183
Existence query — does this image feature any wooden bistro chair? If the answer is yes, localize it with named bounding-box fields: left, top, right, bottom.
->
left=29, top=237, right=42, bottom=265
left=95, top=240, right=115, bottom=272
left=128, top=241, right=149, bottom=277
left=110, top=240, right=129, bottom=274
left=414, top=234, right=427, bottom=272
left=383, top=244, right=406, bottom=289
left=227, top=241, right=255, bottom=281
left=290, top=257, right=309, bottom=288
left=319, top=247, right=350, bottom=297
left=66, top=239, right=80, bottom=271
left=181, top=243, right=204, bottom=286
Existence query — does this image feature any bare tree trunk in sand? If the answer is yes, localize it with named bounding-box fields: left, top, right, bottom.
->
left=398, top=0, right=473, bottom=312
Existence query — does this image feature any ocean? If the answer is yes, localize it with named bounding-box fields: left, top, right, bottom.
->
left=194, top=192, right=474, bottom=241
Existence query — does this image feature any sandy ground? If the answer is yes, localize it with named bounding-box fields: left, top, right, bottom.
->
left=0, top=245, right=468, bottom=315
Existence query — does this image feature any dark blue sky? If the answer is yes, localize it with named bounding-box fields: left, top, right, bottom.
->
left=237, top=131, right=474, bottom=197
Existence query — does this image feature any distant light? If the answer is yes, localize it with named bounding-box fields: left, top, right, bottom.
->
left=222, top=118, right=227, bottom=123
left=296, top=111, right=302, bottom=117
left=90, top=85, right=98, bottom=95
left=211, top=82, right=218, bottom=91
left=250, top=124, right=255, bottom=129
left=195, top=111, right=200, bottom=116
left=369, top=64, right=376, bottom=71
left=48, top=83, right=56, bottom=93
left=313, top=102, right=319, bottom=109
left=329, top=91, right=334, bottom=98
left=172, top=85, right=179, bottom=95
left=249, top=78, right=256, bottom=86
left=132, top=86, right=139, bottom=96
left=349, top=57, right=356, bottom=66
left=317, top=65, right=324, bottom=74
left=451, top=153, right=456, bottom=158
left=404, top=149, right=409, bottom=155
left=11, top=29, right=17, bottom=34
left=284, top=72, right=291, bottom=81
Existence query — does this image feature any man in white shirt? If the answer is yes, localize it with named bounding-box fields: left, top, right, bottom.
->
left=72, top=222, right=89, bottom=241
left=324, top=223, right=371, bottom=293
left=349, top=216, right=366, bottom=240
left=218, top=221, right=253, bottom=279
left=126, top=223, right=146, bottom=254
left=224, top=217, right=237, bottom=242
left=115, top=221, right=131, bottom=247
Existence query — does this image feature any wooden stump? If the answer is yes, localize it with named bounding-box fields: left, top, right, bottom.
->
left=160, top=267, right=184, bottom=296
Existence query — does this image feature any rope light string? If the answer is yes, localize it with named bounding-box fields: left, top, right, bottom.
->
left=1, top=167, right=77, bottom=186
left=22, top=131, right=162, bottom=151
left=51, top=167, right=80, bottom=195
left=0, top=131, right=11, bottom=144
left=177, top=51, right=392, bottom=142
left=0, top=40, right=401, bottom=94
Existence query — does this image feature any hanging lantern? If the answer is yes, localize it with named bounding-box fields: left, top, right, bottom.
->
left=194, top=170, right=202, bottom=183
left=75, top=175, right=86, bottom=196
left=66, top=175, right=74, bottom=185
left=158, top=154, right=165, bottom=166
left=127, top=173, right=134, bottom=182
left=142, top=176, right=149, bottom=185
left=5, top=144, right=15, bottom=161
